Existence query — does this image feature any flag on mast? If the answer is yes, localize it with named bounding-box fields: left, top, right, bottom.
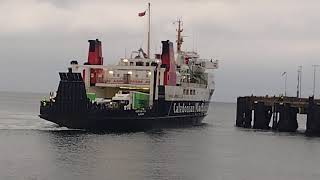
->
left=138, top=11, right=146, bottom=17
left=138, top=3, right=150, bottom=58
left=282, top=72, right=287, bottom=76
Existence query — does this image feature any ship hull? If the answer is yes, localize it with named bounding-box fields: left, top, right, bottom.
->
left=40, top=99, right=209, bottom=131
left=39, top=113, right=206, bottom=131
left=39, top=72, right=211, bottom=131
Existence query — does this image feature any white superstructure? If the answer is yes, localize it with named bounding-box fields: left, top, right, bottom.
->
left=69, top=20, right=218, bottom=111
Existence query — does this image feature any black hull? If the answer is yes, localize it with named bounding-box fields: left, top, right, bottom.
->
left=39, top=72, right=211, bottom=131
left=40, top=113, right=206, bottom=131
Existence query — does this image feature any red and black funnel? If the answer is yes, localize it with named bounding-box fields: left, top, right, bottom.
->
left=161, top=40, right=176, bottom=86
left=87, top=39, right=103, bottom=65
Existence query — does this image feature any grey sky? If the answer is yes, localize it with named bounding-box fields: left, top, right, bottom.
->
left=1, top=0, right=320, bottom=102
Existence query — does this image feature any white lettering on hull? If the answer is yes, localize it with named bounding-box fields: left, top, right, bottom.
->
left=173, top=103, right=209, bottom=114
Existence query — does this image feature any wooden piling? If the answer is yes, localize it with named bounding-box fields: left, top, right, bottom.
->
left=306, top=97, right=320, bottom=136
left=236, top=97, right=252, bottom=128
left=236, top=97, right=245, bottom=127
left=253, top=102, right=271, bottom=129
left=277, top=103, right=298, bottom=132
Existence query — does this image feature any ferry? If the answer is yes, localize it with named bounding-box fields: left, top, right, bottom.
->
left=39, top=18, right=218, bottom=130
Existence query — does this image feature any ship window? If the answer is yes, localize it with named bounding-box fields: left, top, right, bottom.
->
left=117, top=74, right=120, bottom=77
left=135, top=74, right=139, bottom=78
left=183, top=89, right=186, bottom=95
left=146, top=62, right=150, bottom=66
left=136, top=61, right=144, bottom=66
left=130, top=62, right=134, bottom=66
left=186, top=89, right=189, bottom=95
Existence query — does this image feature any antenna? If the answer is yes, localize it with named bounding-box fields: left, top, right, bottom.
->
left=195, top=32, right=198, bottom=53
left=296, top=66, right=302, bottom=98
left=174, top=18, right=184, bottom=53
left=192, top=31, right=195, bottom=52
left=147, top=2, right=151, bottom=58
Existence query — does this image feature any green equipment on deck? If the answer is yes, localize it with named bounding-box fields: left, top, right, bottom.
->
left=87, top=93, right=96, bottom=101
left=132, top=92, right=149, bottom=109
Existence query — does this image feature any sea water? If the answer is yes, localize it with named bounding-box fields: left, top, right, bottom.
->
left=0, top=92, right=319, bottom=180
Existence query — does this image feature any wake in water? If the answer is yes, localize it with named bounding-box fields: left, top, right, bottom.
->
left=0, top=110, right=70, bottom=131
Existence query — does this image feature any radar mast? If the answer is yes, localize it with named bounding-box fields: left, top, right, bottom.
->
left=176, top=19, right=183, bottom=53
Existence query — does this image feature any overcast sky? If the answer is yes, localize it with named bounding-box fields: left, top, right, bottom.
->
left=1, top=0, right=320, bottom=102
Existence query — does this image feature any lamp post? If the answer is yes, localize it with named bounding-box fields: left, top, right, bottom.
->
left=312, top=65, right=320, bottom=97
left=282, top=72, right=287, bottom=97
left=285, top=73, right=287, bottom=97
left=296, top=66, right=302, bottom=98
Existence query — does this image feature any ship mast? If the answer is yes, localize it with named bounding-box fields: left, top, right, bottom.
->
left=176, top=19, right=183, bottom=53
left=147, top=2, right=151, bottom=58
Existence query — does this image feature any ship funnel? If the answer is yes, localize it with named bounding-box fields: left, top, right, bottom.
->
left=161, top=40, right=176, bottom=86
left=87, top=39, right=103, bottom=65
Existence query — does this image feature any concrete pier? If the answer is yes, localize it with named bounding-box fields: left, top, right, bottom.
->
left=236, top=96, right=320, bottom=136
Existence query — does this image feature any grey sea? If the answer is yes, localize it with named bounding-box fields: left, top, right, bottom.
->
left=0, top=91, right=320, bottom=180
